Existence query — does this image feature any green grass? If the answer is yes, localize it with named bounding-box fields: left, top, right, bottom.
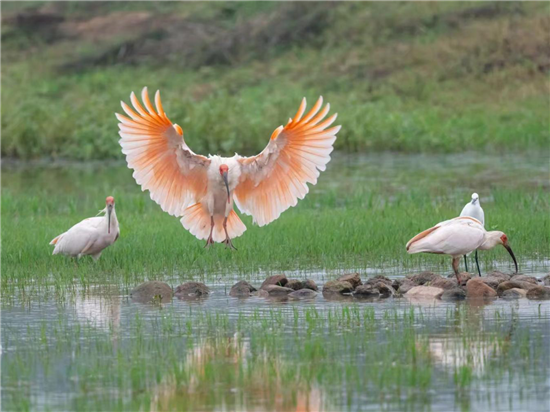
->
left=2, top=1, right=549, bottom=160
left=2, top=153, right=548, bottom=299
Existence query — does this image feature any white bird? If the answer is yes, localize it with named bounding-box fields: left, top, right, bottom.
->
left=50, top=196, right=120, bottom=260
left=460, top=193, right=485, bottom=275
left=116, top=88, right=340, bottom=248
left=406, top=216, right=517, bottom=282
left=460, top=193, right=485, bottom=224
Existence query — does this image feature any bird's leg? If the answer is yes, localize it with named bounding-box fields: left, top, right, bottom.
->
left=452, top=257, right=461, bottom=284
left=222, top=217, right=237, bottom=250
left=204, top=216, right=215, bottom=248
left=463, top=255, right=469, bottom=273
left=474, top=250, right=481, bottom=277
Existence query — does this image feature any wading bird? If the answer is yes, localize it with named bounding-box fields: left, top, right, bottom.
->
left=460, top=192, right=485, bottom=275
left=406, top=217, right=517, bottom=282
left=116, top=88, right=340, bottom=248
left=50, top=196, right=119, bottom=260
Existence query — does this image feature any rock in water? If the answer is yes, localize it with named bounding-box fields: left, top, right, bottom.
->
left=130, top=281, right=173, bottom=303
left=405, top=286, right=444, bottom=299
left=397, top=279, right=416, bottom=295
left=485, top=271, right=511, bottom=282
left=407, top=272, right=441, bottom=285
left=510, top=275, right=538, bottom=284
left=496, top=281, right=538, bottom=296
left=174, top=282, right=210, bottom=299
left=526, top=286, right=550, bottom=300
left=260, top=274, right=288, bottom=289
left=337, top=273, right=362, bottom=289
left=286, top=279, right=305, bottom=290
left=230, top=281, right=257, bottom=297
left=364, top=275, right=393, bottom=287
left=289, top=289, right=317, bottom=299
left=502, top=288, right=528, bottom=299
left=481, top=276, right=508, bottom=291
left=440, top=288, right=466, bottom=301
left=323, top=280, right=354, bottom=295
left=466, top=279, right=497, bottom=299
left=353, top=284, right=380, bottom=298
left=262, top=285, right=294, bottom=296
left=430, top=277, right=458, bottom=290
left=304, top=279, right=318, bottom=291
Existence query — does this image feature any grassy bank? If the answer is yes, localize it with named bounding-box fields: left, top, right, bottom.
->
left=2, top=2, right=549, bottom=160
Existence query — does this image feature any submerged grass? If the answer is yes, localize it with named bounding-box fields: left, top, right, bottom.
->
left=3, top=300, right=548, bottom=411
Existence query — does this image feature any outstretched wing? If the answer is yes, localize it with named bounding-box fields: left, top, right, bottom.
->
left=235, top=97, right=340, bottom=226
left=116, top=87, right=211, bottom=216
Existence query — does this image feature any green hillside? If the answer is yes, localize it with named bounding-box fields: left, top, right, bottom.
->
left=2, top=1, right=549, bottom=160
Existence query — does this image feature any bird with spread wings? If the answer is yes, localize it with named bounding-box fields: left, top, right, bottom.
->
left=116, top=88, right=340, bottom=248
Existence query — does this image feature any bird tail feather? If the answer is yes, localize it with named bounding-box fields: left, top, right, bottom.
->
left=50, top=234, right=62, bottom=245
left=181, top=204, right=246, bottom=242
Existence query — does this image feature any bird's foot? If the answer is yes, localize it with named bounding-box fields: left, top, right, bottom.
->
left=223, top=237, right=237, bottom=250
left=204, top=236, right=214, bottom=249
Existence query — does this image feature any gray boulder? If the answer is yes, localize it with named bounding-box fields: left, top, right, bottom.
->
left=260, top=274, right=288, bottom=289
left=441, top=288, right=466, bottom=301
left=323, top=280, right=354, bottom=294
left=337, top=273, right=362, bottom=289
left=230, top=281, right=257, bottom=297
left=407, top=271, right=441, bottom=285
left=397, top=279, right=416, bottom=295
left=262, top=284, right=294, bottom=296
left=353, top=284, right=380, bottom=298
left=502, top=288, right=528, bottom=299
left=174, top=282, right=210, bottom=299
left=130, top=281, right=173, bottom=303
left=526, top=286, right=550, bottom=300
left=497, top=280, right=538, bottom=296
left=510, top=274, right=538, bottom=284
left=430, top=277, right=458, bottom=290
left=304, top=279, right=318, bottom=291
left=286, top=279, right=305, bottom=290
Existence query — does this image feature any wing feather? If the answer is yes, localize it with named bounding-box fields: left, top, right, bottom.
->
left=234, top=97, right=340, bottom=226
left=117, top=87, right=210, bottom=216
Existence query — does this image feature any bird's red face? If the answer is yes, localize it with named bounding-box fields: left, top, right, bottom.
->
left=219, top=164, right=229, bottom=175
left=106, top=196, right=115, bottom=206
left=500, top=233, right=508, bottom=246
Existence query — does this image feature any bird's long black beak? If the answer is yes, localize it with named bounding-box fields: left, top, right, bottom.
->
left=107, top=206, right=112, bottom=234
left=504, top=244, right=518, bottom=274
left=222, top=172, right=230, bottom=204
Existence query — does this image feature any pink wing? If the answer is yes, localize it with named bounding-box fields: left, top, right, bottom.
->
left=116, top=88, right=210, bottom=216
left=235, top=97, right=340, bottom=226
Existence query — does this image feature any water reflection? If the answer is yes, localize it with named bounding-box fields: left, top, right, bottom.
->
left=74, top=286, right=121, bottom=331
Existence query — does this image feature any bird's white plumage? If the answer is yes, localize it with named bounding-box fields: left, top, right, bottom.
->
left=407, top=217, right=486, bottom=257
left=460, top=192, right=485, bottom=225
left=51, top=203, right=119, bottom=260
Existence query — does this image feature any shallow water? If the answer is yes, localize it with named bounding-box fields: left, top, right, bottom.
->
left=3, top=273, right=550, bottom=411
left=2, top=153, right=549, bottom=411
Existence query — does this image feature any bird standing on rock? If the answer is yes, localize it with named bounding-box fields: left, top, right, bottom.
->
left=460, top=192, right=485, bottom=275
left=406, top=216, right=518, bottom=283
left=50, top=196, right=120, bottom=260
left=117, top=88, right=340, bottom=248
